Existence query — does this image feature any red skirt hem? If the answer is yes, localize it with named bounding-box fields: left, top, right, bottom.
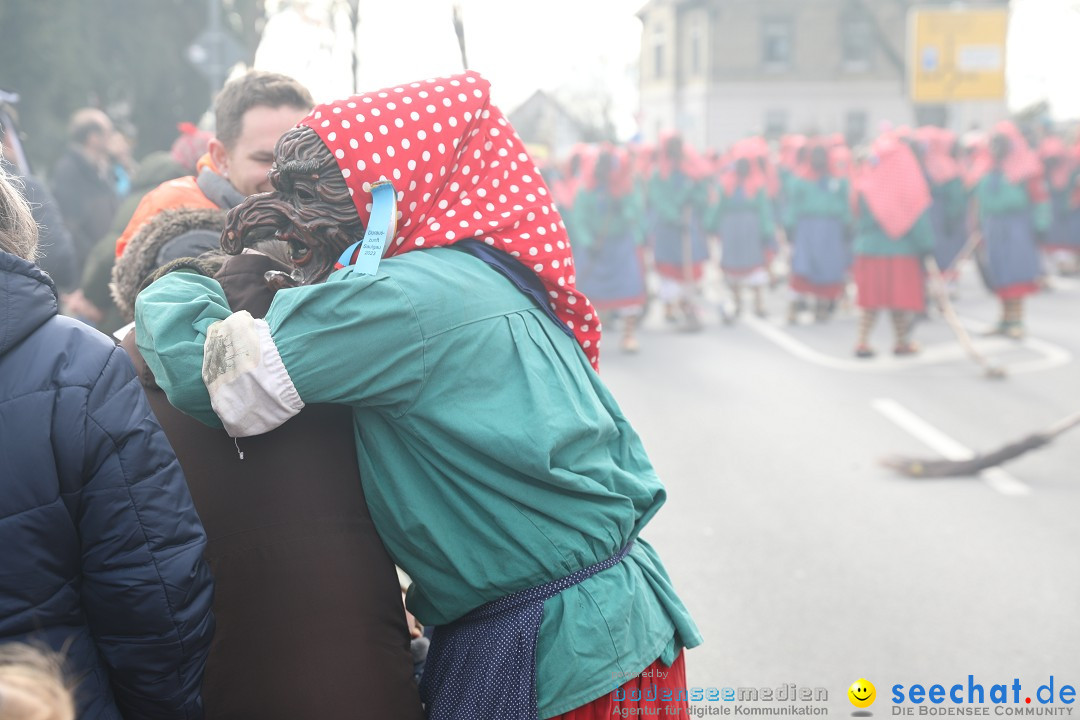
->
left=995, top=281, right=1040, bottom=299
left=655, top=262, right=706, bottom=282
left=592, top=296, right=647, bottom=312
left=853, top=255, right=925, bottom=311
left=721, top=264, right=767, bottom=278
left=789, top=274, right=846, bottom=299
left=550, top=651, right=688, bottom=720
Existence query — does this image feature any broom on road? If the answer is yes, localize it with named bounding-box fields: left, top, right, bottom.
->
left=923, top=253, right=1007, bottom=379
left=882, top=410, right=1080, bottom=478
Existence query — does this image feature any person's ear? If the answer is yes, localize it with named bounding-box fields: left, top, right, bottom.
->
left=208, top=137, right=229, bottom=178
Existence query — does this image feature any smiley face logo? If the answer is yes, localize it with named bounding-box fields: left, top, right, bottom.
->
left=848, top=678, right=876, bottom=708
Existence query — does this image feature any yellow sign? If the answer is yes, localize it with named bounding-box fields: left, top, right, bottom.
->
left=909, top=6, right=1008, bottom=103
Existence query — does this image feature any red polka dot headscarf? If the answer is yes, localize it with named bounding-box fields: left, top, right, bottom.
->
left=298, top=70, right=602, bottom=370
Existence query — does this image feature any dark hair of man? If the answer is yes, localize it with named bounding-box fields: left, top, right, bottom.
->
left=214, top=71, right=314, bottom=151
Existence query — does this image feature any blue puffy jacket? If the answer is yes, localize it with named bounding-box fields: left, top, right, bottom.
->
left=0, top=251, right=214, bottom=719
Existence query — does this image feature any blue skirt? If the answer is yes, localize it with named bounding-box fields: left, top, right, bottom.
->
left=982, top=210, right=1041, bottom=290
left=929, top=201, right=969, bottom=272
left=575, top=231, right=647, bottom=311
left=1065, top=210, right=1080, bottom=251
left=1047, top=196, right=1080, bottom=250
left=652, top=214, right=709, bottom=272
left=790, top=216, right=851, bottom=287
left=419, top=544, right=634, bottom=720
left=718, top=207, right=768, bottom=274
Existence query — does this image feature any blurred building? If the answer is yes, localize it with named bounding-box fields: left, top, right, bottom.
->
left=636, top=0, right=1011, bottom=149
left=508, top=90, right=599, bottom=161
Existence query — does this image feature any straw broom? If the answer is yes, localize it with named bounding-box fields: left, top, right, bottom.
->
left=923, top=253, right=1007, bottom=379
left=882, top=410, right=1080, bottom=477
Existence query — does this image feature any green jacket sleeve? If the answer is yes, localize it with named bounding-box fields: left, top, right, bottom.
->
left=266, top=270, right=426, bottom=417
left=135, top=271, right=232, bottom=428
left=135, top=267, right=427, bottom=429
left=647, top=174, right=681, bottom=225
left=625, top=188, right=646, bottom=245
left=757, top=189, right=776, bottom=238
left=841, top=179, right=855, bottom=226
left=570, top=189, right=595, bottom=251
left=910, top=211, right=935, bottom=255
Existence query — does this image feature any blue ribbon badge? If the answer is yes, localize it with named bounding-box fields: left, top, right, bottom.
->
left=336, top=180, right=398, bottom=275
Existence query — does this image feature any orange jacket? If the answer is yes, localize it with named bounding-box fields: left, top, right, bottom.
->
left=116, top=154, right=221, bottom=257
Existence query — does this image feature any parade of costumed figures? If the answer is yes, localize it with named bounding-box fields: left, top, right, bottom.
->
left=569, top=144, right=650, bottom=354
left=709, top=138, right=777, bottom=321
left=646, top=131, right=714, bottom=331
left=784, top=140, right=854, bottom=324
left=135, top=70, right=702, bottom=720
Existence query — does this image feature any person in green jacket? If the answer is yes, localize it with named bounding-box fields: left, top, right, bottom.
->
left=709, top=154, right=776, bottom=320
left=645, top=133, right=713, bottom=331
left=851, top=134, right=934, bottom=357
left=570, top=146, right=649, bottom=353
left=785, top=145, right=854, bottom=324
left=135, top=71, right=701, bottom=720
left=971, top=123, right=1049, bottom=339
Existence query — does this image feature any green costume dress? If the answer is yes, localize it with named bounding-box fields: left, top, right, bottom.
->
left=136, top=247, right=702, bottom=718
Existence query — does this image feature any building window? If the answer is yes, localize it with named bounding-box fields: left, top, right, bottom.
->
left=845, top=111, right=868, bottom=146
left=842, top=16, right=874, bottom=70
left=764, top=109, right=788, bottom=139
left=652, top=24, right=665, bottom=79
left=761, top=18, right=793, bottom=71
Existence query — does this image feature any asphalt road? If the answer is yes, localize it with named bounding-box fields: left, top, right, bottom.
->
left=597, top=262, right=1080, bottom=715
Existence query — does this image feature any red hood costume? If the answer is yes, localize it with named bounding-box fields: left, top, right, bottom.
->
left=654, top=131, right=712, bottom=181
left=297, top=71, right=603, bottom=369
left=855, top=133, right=932, bottom=239
left=721, top=139, right=768, bottom=198
left=580, top=144, right=635, bottom=199
left=964, top=121, right=1043, bottom=189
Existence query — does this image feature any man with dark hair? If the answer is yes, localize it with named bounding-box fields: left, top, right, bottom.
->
left=115, top=70, right=313, bottom=258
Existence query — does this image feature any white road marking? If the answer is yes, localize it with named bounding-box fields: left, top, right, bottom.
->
left=872, top=398, right=1031, bottom=496
left=1047, top=275, right=1080, bottom=292
left=742, top=315, right=1071, bottom=376
left=955, top=315, right=1073, bottom=374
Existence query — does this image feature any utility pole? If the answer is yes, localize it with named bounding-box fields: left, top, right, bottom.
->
left=343, top=0, right=361, bottom=93
left=207, top=0, right=225, bottom=105
left=187, top=0, right=244, bottom=115
left=453, top=3, right=468, bottom=70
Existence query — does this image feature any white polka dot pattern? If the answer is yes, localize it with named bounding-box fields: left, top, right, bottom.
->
left=298, top=70, right=602, bottom=370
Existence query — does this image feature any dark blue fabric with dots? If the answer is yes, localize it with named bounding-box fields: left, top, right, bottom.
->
left=419, top=543, right=634, bottom=720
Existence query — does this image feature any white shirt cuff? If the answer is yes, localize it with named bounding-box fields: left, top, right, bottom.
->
left=202, top=311, right=304, bottom=437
